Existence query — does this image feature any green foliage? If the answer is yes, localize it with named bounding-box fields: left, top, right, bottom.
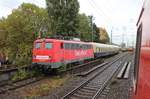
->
left=57, top=64, right=67, bottom=72
left=0, top=2, right=109, bottom=67
left=46, top=0, right=80, bottom=37
left=77, top=14, right=100, bottom=42
left=11, top=69, right=29, bottom=81
left=93, top=23, right=100, bottom=42
left=0, top=3, right=50, bottom=65
left=11, top=69, right=41, bottom=81
left=77, top=14, right=92, bottom=41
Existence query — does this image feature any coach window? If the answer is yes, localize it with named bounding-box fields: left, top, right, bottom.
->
left=45, top=42, right=52, bottom=49
left=100, top=48, right=102, bottom=52
left=78, top=44, right=80, bottom=49
left=87, top=45, right=89, bottom=49
left=79, top=45, right=81, bottom=49
left=69, top=43, right=72, bottom=49
left=71, top=44, right=73, bottom=49
left=83, top=44, right=86, bottom=50
left=67, top=43, right=70, bottom=49
left=64, top=43, right=69, bottom=49
left=68, top=43, right=71, bottom=49
left=86, top=45, right=88, bottom=49
left=35, top=42, right=42, bottom=49
left=82, top=44, right=84, bottom=50
left=66, top=43, right=69, bottom=49
left=87, top=45, right=90, bottom=49
left=82, top=44, right=85, bottom=50
left=70, top=44, right=72, bottom=49
left=82, top=44, right=84, bottom=49
left=134, top=23, right=142, bottom=93
left=72, top=44, right=74, bottom=49
left=90, top=45, right=92, bottom=49
left=85, top=45, right=87, bottom=50
left=74, top=44, right=77, bottom=49
left=73, top=44, right=75, bottom=49
left=96, top=48, right=99, bottom=52
left=76, top=44, right=78, bottom=49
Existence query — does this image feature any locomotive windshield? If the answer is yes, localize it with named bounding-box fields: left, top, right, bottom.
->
left=45, top=42, right=52, bottom=49
left=35, top=42, right=42, bottom=49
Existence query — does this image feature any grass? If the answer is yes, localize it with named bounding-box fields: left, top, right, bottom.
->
left=11, top=69, right=41, bottom=81
left=21, top=75, right=71, bottom=97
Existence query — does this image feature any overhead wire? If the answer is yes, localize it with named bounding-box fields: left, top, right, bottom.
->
left=91, top=0, right=113, bottom=24
left=87, top=0, right=112, bottom=26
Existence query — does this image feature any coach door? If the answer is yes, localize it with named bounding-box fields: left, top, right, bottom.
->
left=133, top=23, right=142, bottom=94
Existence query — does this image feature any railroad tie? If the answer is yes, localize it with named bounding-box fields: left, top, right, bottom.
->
left=75, top=62, right=108, bottom=76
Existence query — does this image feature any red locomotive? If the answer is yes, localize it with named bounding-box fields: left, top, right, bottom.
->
left=32, top=38, right=94, bottom=69
left=132, top=0, right=150, bottom=99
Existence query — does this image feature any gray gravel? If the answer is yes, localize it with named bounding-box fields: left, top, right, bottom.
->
left=0, top=53, right=134, bottom=99
left=104, top=53, right=134, bottom=99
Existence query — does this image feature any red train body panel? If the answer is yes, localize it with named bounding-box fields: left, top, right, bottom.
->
left=133, top=1, right=150, bottom=99
left=32, top=39, right=94, bottom=68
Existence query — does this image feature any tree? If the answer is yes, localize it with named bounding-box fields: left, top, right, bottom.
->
left=46, top=0, right=80, bottom=37
left=0, top=3, right=50, bottom=65
left=99, top=27, right=110, bottom=44
left=77, top=14, right=100, bottom=42
left=77, top=13, right=92, bottom=41
left=0, top=18, right=8, bottom=49
left=93, top=23, right=100, bottom=42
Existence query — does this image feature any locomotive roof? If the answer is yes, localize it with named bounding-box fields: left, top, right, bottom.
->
left=35, top=38, right=91, bottom=45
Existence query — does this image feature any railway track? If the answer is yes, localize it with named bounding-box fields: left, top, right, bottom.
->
left=0, top=65, right=30, bottom=73
left=0, top=53, right=124, bottom=94
left=61, top=53, right=129, bottom=99
left=0, top=76, right=44, bottom=94
left=63, top=53, right=122, bottom=75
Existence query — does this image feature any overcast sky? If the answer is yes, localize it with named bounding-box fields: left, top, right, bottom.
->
left=0, top=0, right=144, bottom=46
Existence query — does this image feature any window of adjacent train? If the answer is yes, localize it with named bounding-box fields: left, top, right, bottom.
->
left=35, top=42, right=42, bottom=49
left=45, top=42, right=52, bottom=49
left=134, top=23, right=142, bottom=93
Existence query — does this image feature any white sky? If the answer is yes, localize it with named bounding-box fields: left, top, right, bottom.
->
left=0, top=0, right=144, bottom=46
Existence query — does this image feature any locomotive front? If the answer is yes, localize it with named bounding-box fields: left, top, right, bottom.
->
left=32, top=39, right=55, bottom=69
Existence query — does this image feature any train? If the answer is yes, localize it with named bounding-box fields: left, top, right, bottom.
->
left=32, top=38, right=120, bottom=69
left=132, top=0, right=150, bottom=99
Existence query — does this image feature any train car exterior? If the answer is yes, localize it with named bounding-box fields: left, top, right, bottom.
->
left=132, top=1, right=150, bottom=99
left=91, top=42, right=120, bottom=58
left=32, top=39, right=94, bottom=69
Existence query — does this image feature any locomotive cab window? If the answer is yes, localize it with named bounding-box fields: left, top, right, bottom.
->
left=134, top=23, right=142, bottom=93
left=35, top=42, right=42, bottom=49
left=45, top=42, right=52, bottom=49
